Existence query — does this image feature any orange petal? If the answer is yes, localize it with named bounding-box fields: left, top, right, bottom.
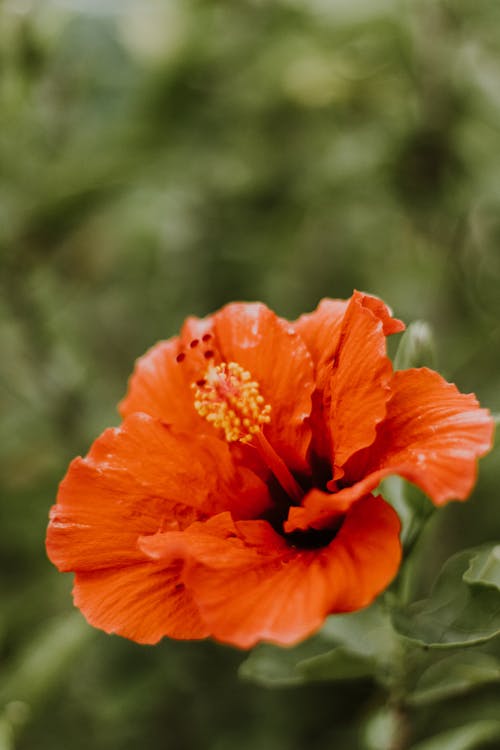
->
left=47, top=413, right=271, bottom=574
left=294, top=298, right=349, bottom=384
left=359, top=295, right=405, bottom=336
left=119, top=337, right=207, bottom=433
left=285, top=470, right=395, bottom=531
left=292, top=368, right=494, bottom=530
left=120, top=305, right=314, bottom=474
left=328, top=292, right=395, bottom=476
left=295, top=293, right=403, bottom=379
left=73, top=561, right=209, bottom=643
left=213, top=302, right=315, bottom=473
left=141, top=498, right=401, bottom=648
left=284, top=488, right=356, bottom=533
left=119, top=314, right=229, bottom=430
left=363, top=368, right=495, bottom=505
left=294, top=293, right=404, bottom=463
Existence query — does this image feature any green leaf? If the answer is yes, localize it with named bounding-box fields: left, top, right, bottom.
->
left=239, top=602, right=398, bottom=687
left=238, top=638, right=327, bottom=687
left=410, top=720, right=500, bottom=750
left=238, top=646, right=299, bottom=687
left=238, top=638, right=374, bottom=688
left=408, top=652, right=500, bottom=706
left=392, top=548, right=500, bottom=648
left=393, top=320, right=436, bottom=371
left=464, top=545, right=500, bottom=591
left=321, top=600, right=400, bottom=666
left=297, top=647, right=374, bottom=682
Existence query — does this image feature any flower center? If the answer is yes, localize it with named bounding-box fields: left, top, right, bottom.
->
left=191, top=361, right=303, bottom=503
left=192, top=362, right=271, bottom=444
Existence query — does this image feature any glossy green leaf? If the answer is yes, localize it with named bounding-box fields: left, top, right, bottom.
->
left=464, top=545, right=500, bottom=591
left=410, top=720, right=500, bottom=750
left=239, top=602, right=398, bottom=687
left=297, top=647, right=374, bottom=682
left=238, top=637, right=334, bottom=687
left=321, top=601, right=400, bottom=665
left=408, top=652, right=500, bottom=706
left=392, top=548, right=500, bottom=648
left=239, top=638, right=374, bottom=687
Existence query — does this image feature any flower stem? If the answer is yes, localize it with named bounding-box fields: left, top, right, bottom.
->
left=389, top=703, right=411, bottom=750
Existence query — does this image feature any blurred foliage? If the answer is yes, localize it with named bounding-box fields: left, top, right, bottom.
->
left=1, top=0, right=499, bottom=748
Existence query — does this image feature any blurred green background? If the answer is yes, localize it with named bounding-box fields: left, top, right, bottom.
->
left=1, top=0, right=499, bottom=748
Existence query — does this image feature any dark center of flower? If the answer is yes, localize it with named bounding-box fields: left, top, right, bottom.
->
left=261, top=477, right=344, bottom=550
left=284, top=526, right=340, bottom=550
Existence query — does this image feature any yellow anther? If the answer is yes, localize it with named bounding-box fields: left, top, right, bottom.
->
left=192, top=362, right=272, bottom=444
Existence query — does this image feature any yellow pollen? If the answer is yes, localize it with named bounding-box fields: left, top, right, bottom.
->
left=192, top=362, right=271, bottom=443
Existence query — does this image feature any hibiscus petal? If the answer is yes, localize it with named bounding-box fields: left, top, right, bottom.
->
left=360, top=295, right=405, bottom=336
left=213, top=302, right=315, bottom=473
left=328, top=292, right=395, bottom=476
left=294, top=298, right=348, bottom=383
left=46, top=413, right=271, bottom=573
left=120, top=304, right=314, bottom=474
left=73, top=561, right=209, bottom=643
left=119, top=337, right=210, bottom=433
left=284, top=488, right=355, bottom=533
left=294, top=292, right=404, bottom=379
left=141, top=497, right=401, bottom=649
left=363, top=368, right=494, bottom=505
left=284, top=472, right=393, bottom=532
left=294, top=292, right=404, bottom=465
left=291, top=368, right=494, bottom=530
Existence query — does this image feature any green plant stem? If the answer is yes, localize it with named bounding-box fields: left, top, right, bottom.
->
left=389, top=703, right=412, bottom=750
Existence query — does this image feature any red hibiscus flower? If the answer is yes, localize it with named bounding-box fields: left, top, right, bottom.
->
left=46, top=292, right=494, bottom=648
